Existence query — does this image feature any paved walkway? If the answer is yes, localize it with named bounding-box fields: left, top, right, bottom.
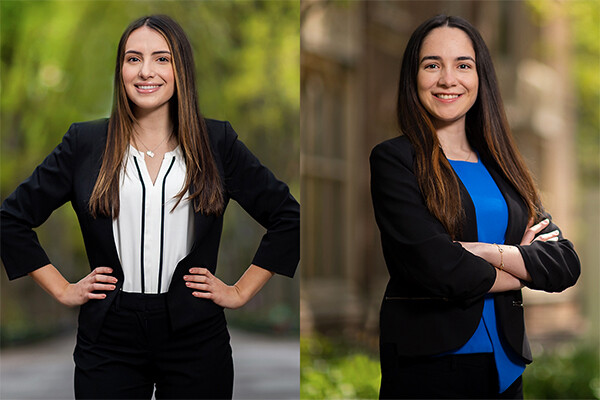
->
left=0, top=329, right=299, bottom=400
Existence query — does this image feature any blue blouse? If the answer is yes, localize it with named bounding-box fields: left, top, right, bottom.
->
left=448, top=157, right=525, bottom=393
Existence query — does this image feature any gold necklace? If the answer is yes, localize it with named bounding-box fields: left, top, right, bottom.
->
left=463, top=151, right=474, bottom=162
left=439, top=144, right=475, bottom=162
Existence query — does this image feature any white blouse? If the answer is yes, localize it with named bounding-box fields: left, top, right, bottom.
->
left=112, top=145, right=194, bottom=294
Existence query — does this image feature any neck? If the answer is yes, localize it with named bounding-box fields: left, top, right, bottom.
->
left=435, top=119, right=474, bottom=161
left=133, top=105, right=173, bottom=139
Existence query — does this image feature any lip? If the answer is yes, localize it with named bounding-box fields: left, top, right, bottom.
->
left=134, top=83, right=162, bottom=94
left=433, top=93, right=463, bottom=102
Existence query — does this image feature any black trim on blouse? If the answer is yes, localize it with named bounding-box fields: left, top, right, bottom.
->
left=133, top=157, right=146, bottom=294
left=158, top=156, right=176, bottom=293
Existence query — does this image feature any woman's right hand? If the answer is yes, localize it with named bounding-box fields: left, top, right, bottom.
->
left=520, top=218, right=559, bottom=246
left=57, top=267, right=117, bottom=307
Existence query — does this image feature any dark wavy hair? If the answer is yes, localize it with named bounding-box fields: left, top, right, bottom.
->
left=397, top=14, right=542, bottom=237
left=90, top=15, right=224, bottom=218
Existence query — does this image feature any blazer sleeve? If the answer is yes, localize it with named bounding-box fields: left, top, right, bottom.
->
left=370, top=139, right=496, bottom=304
left=516, top=212, right=580, bottom=292
left=221, top=122, right=299, bottom=278
left=1, top=124, right=78, bottom=280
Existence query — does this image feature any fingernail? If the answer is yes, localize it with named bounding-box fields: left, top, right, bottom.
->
left=186, top=282, right=191, bottom=286
left=543, top=219, right=549, bottom=224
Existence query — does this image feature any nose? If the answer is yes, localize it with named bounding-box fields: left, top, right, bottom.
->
left=438, top=67, right=457, bottom=87
left=138, top=61, right=154, bottom=79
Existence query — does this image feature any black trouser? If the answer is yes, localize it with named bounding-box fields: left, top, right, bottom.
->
left=74, top=291, right=233, bottom=399
left=379, top=342, right=523, bottom=399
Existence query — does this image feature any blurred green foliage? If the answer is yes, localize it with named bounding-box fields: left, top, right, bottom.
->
left=301, top=335, right=599, bottom=399
left=301, top=335, right=380, bottom=399
left=0, top=1, right=299, bottom=343
left=523, top=342, right=599, bottom=399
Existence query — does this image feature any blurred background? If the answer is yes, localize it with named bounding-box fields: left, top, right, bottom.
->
left=1, top=1, right=299, bottom=398
left=300, top=0, right=599, bottom=399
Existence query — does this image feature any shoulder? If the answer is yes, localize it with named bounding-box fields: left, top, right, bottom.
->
left=44, top=119, right=108, bottom=160
left=69, top=118, right=109, bottom=135
left=370, top=135, right=415, bottom=171
left=204, top=118, right=237, bottom=150
left=204, top=118, right=235, bottom=139
left=204, top=117, right=227, bottom=133
left=66, top=118, right=109, bottom=147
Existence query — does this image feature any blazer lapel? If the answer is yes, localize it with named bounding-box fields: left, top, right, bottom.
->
left=95, top=215, right=123, bottom=277
left=76, top=125, right=124, bottom=279
left=184, top=183, right=225, bottom=257
left=188, top=212, right=218, bottom=255
left=450, top=168, right=479, bottom=242
left=486, top=165, right=528, bottom=245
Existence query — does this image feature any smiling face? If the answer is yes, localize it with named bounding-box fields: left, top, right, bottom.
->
left=417, top=27, right=478, bottom=129
left=122, top=26, right=175, bottom=116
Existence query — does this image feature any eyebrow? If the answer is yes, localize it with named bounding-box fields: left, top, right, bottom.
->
left=420, top=55, right=476, bottom=64
left=125, top=50, right=171, bottom=56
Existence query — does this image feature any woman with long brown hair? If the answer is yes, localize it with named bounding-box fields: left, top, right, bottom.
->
left=1, top=15, right=299, bottom=399
left=370, top=15, right=579, bottom=399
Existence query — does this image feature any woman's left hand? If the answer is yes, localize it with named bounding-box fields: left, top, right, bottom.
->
left=184, top=268, right=246, bottom=309
left=520, top=218, right=559, bottom=245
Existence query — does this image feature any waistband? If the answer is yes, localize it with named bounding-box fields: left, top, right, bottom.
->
left=116, top=290, right=168, bottom=311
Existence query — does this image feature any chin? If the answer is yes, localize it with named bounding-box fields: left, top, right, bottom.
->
left=133, top=101, right=167, bottom=112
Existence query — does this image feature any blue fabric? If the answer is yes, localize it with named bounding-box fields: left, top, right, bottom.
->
left=448, top=157, right=526, bottom=393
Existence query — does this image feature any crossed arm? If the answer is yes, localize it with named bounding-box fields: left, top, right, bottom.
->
left=460, top=218, right=559, bottom=293
left=370, top=139, right=578, bottom=301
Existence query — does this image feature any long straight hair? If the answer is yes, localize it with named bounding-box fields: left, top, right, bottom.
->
left=89, top=15, right=223, bottom=218
left=397, top=15, right=542, bottom=238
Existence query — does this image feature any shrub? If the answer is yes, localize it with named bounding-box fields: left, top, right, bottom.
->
left=301, top=335, right=380, bottom=399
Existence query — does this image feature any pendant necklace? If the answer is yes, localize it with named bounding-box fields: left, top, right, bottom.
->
left=135, top=131, right=172, bottom=158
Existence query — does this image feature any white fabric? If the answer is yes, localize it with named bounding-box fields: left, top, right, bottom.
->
left=112, top=145, right=194, bottom=294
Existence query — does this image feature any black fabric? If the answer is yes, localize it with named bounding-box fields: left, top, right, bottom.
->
left=132, top=157, right=148, bottom=293
left=370, top=136, right=580, bottom=361
left=1, top=118, right=300, bottom=341
left=379, top=342, right=523, bottom=399
left=74, top=291, right=233, bottom=399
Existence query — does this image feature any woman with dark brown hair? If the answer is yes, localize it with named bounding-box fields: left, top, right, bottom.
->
left=1, top=15, right=299, bottom=399
left=370, top=15, right=579, bottom=399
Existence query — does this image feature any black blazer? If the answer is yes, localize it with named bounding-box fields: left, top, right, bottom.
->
left=1, top=118, right=299, bottom=342
left=370, top=136, right=580, bottom=362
